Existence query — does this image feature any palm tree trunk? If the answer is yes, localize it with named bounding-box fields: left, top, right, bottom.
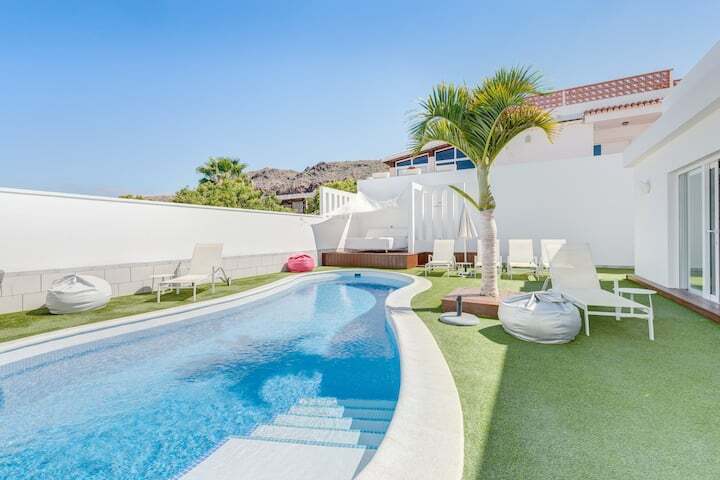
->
left=476, top=165, right=499, bottom=297
left=477, top=209, right=500, bottom=297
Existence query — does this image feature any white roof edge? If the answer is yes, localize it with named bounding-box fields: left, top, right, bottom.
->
left=382, top=140, right=449, bottom=163
left=624, top=41, right=720, bottom=167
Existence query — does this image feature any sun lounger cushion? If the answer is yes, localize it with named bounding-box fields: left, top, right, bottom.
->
left=498, top=292, right=581, bottom=344
left=344, top=228, right=408, bottom=251
left=46, top=274, right=112, bottom=314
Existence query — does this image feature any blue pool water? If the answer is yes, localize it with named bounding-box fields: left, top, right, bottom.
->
left=0, top=273, right=406, bottom=479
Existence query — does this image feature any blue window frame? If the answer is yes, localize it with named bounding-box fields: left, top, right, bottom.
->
left=435, top=148, right=455, bottom=162
left=395, top=154, right=430, bottom=174
left=593, top=144, right=602, bottom=156
left=457, top=159, right=475, bottom=170
left=433, top=147, right=475, bottom=171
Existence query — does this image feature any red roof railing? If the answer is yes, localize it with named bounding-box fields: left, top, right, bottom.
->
left=529, top=69, right=672, bottom=109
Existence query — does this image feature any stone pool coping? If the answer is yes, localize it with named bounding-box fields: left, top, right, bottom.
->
left=355, top=272, right=464, bottom=480
left=0, top=269, right=464, bottom=479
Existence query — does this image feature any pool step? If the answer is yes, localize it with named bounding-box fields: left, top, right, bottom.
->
left=289, top=405, right=395, bottom=421
left=251, top=425, right=385, bottom=448
left=273, top=414, right=390, bottom=433
left=297, top=397, right=339, bottom=407
left=343, top=407, right=394, bottom=421
left=289, top=404, right=345, bottom=418
left=182, top=397, right=395, bottom=480
left=298, top=397, right=396, bottom=410
left=273, top=414, right=354, bottom=430
left=181, top=437, right=372, bottom=480
left=339, top=399, right=396, bottom=410
left=350, top=418, right=391, bottom=433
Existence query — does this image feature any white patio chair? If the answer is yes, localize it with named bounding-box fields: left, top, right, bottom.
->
left=473, top=239, right=502, bottom=278
left=540, top=239, right=567, bottom=275
left=507, top=239, right=538, bottom=279
left=157, top=243, right=226, bottom=303
left=546, top=243, right=655, bottom=340
left=424, top=240, right=456, bottom=276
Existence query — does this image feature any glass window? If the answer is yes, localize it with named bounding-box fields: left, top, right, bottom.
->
left=435, top=148, right=455, bottom=162
left=457, top=159, right=475, bottom=170
left=593, top=144, right=602, bottom=156
left=710, top=167, right=716, bottom=296
left=396, top=159, right=411, bottom=167
left=456, top=150, right=467, bottom=159
left=413, top=155, right=428, bottom=165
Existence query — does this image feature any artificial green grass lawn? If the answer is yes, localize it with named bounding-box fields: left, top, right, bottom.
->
left=0, top=272, right=291, bottom=343
left=411, top=268, right=720, bottom=480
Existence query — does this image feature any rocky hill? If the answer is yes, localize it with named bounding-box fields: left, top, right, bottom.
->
left=249, top=160, right=388, bottom=195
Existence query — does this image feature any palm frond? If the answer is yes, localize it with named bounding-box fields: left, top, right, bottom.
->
left=449, top=185, right=481, bottom=211
left=408, top=83, right=482, bottom=158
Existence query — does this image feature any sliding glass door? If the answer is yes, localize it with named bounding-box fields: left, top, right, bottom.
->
left=680, top=163, right=719, bottom=301
left=686, top=169, right=704, bottom=293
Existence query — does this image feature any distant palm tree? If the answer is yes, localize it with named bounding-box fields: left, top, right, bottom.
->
left=197, top=157, right=247, bottom=185
left=410, top=67, right=558, bottom=296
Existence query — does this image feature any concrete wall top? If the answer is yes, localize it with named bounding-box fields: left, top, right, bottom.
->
left=0, top=188, right=323, bottom=273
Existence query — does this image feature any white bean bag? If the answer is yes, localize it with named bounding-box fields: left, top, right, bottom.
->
left=498, top=292, right=581, bottom=344
left=46, top=275, right=112, bottom=314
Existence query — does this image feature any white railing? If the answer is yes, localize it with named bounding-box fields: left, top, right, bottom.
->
left=319, top=186, right=357, bottom=216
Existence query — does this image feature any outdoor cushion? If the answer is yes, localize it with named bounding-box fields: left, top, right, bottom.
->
left=498, top=291, right=581, bottom=344
left=344, top=236, right=408, bottom=251
left=287, top=254, right=315, bottom=272
left=345, top=228, right=409, bottom=252
left=46, top=274, right=112, bottom=314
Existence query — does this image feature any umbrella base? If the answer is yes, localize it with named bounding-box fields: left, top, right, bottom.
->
left=439, top=312, right=480, bottom=326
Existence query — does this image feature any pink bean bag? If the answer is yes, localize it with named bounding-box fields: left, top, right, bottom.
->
left=287, top=254, right=315, bottom=272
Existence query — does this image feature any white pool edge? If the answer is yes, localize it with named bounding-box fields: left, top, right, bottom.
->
left=0, top=269, right=464, bottom=479
left=355, top=273, right=464, bottom=480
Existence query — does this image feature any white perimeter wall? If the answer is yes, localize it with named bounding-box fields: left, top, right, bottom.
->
left=358, top=153, right=635, bottom=266
left=0, top=189, right=323, bottom=273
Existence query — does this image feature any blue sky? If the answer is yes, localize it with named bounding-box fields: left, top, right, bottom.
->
left=1, top=0, right=718, bottom=196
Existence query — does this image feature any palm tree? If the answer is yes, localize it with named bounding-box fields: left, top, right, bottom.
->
left=409, top=67, right=558, bottom=297
left=197, top=157, right=247, bottom=185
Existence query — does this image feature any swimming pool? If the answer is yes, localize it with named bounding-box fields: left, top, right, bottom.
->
left=0, top=272, right=409, bottom=479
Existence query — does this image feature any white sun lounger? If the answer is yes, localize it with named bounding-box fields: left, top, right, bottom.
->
left=157, top=243, right=226, bottom=303
left=547, top=243, right=654, bottom=340
left=507, top=239, right=538, bottom=279
left=424, top=240, right=456, bottom=276
left=539, top=239, right=567, bottom=274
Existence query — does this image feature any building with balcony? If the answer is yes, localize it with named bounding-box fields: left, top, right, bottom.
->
left=383, top=69, right=676, bottom=176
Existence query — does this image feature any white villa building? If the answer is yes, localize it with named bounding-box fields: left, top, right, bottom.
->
left=318, top=69, right=680, bottom=268
left=626, top=42, right=720, bottom=303
left=384, top=69, right=675, bottom=176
